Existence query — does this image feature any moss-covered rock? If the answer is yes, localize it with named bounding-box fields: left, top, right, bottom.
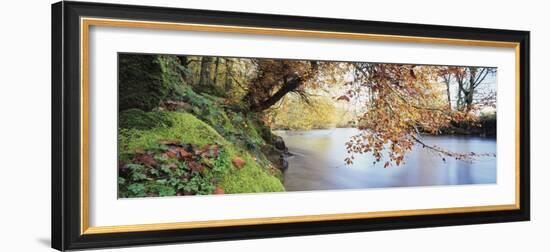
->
left=119, top=108, right=173, bottom=130
left=119, top=112, right=225, bottom=152
left=118, top=54, right=168, bottom=111
left=218, top=152, right=285, bottom=194
left=118, top=111, right=285, bottom=196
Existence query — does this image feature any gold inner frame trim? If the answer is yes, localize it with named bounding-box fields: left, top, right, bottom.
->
left=80, top=17, right=522, bottom=235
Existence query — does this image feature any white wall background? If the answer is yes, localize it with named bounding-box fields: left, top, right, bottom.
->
left=0, top=0, right=546, bottom=251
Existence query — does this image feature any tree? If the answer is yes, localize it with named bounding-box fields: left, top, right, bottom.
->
left=340, top=63, right=481, bottom=167
left=236, top=59, right=490, bottom=167
left=213, top=57, right=220, bottom=86
left=453, top=67, right=495, bottom=112
left=244, top=59, right=319, bottom=112
left=438, top=66, right=453, bottom=110
left=224, top=59, right=233, bottom=92
left=270, top=94, right=337, bottom=130
left=198, top=56, right=213, bottom=89
left=177, top=55, right=189, bottom=81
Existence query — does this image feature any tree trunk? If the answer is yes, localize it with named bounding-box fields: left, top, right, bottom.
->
left=464, top=90, right=474, bottom=112
left=445, top=82, right=452, bottom=110
left=213, top=57, right=220, bottom=86
left=465, top=67, right=477, bottom=112
left=177, top=56, right=189, bottom=81
left=224, top=60, right=233, bottom=92
left=454, top=72, right=466, bottom=111
left=199, top=56, right=213, bottom=88
left=177, top=56, right=188, bottom=66
left=249, top=75, right=302, bottom=112
left=246, top=61, right=317, bottom=112
left=442, top=75, right=452, bottom=110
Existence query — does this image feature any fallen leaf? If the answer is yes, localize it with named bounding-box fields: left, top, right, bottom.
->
left=167, top=163, right=178, bottom=170
left=179, top=149, right=193, bottom=159
left=165, top=149, right=178, bottom=158
left=188, top=161, right=204, bottom=173
left=232, top=156, right=246, bottom=168
left=134, top=154, right=157, bottom=167
left=213, top=187, right=225, bottom=194
left=210, top=145, right=219, bottom=157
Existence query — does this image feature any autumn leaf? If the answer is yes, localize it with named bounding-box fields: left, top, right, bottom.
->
left=188, top=161, right=204, bottom=173
left=213, top=187, right=225, bottom=194
left=178, top=149, right=193, bottom=159
left=164, top=149, right=178, bottom=158
left=336, top=95, right=350, bottom=102
left=134, top=154, right=157, bottom=167
left=232, top=156, right=246, bottom=168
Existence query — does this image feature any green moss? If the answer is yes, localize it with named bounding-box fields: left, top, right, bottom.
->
left=118, top=54, right=168, bottom=111
left=117, top=54, right=287, bottom=196
left=119, top=109, right=173, bottom=130
left=158, top=55, right=189, bottom=99
left=119, top=112, right=225, bottom=152
left=219, top=153, right=285, bottom=193
left=118, top=111, right=285, bottom=195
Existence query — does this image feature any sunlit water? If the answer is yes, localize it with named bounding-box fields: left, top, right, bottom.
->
left=275, top=128, right=496, bottom=192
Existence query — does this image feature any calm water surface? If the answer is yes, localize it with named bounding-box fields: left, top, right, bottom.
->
left=275, top=128, right=496, bottom=192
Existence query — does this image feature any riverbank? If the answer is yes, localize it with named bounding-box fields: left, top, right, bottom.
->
left=437, top=113, right=497, bottom=137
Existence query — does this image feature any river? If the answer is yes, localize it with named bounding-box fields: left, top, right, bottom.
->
left=275, top=128, right=496, bottom=192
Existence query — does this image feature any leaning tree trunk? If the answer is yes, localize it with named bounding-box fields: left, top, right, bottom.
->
left=249, top=75, right=303, bottom=112
left=246, top=61, right=317, bottom=112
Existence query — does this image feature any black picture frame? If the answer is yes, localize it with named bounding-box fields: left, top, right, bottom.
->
left=52, top=1, right=530, bottom=251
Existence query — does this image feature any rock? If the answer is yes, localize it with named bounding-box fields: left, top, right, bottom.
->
left=163, top=100, right=192, bottom=112
left=280, top=154, right=289, bottom=171
left=260, top=144, right=288, bottom=172
left=118, top=54, right=167, bottom=111
left=232, top=156, right=246, bottom=168
left=273, top=135, right=287, bottom=152
left=119, top=109, right=174, bottom=130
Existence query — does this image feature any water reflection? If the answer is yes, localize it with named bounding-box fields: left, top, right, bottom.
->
left=275, top=128, right=496, bottom=192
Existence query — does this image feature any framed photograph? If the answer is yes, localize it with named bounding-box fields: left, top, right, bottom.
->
left=52, top=1, right=530, bottom=250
